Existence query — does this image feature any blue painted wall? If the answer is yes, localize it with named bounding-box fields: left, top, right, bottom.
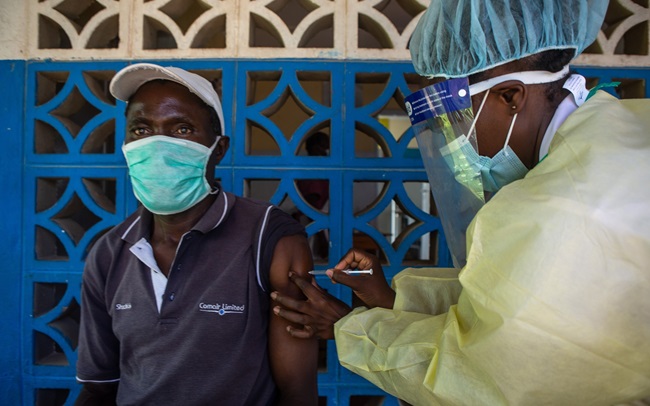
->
left=1, top=60, right=25, bottom=405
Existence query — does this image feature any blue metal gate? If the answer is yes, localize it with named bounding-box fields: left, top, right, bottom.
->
left=1, top=59, right=649, bottom=405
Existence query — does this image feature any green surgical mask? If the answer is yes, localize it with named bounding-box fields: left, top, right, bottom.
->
left=122, top=135, right=219, bottom=215
left=440, top=90, right=529, bottom=194
left=441, top=133, right=529, bottom=193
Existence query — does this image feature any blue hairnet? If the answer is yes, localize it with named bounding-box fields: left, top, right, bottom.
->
left=410, top=0, right=609, bottom=78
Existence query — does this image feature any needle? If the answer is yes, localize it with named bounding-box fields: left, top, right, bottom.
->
left=308, top=269, right=373, bottom=275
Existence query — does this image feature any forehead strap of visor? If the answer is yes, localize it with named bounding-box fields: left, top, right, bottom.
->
left=469, top=65, right=570, bottom=96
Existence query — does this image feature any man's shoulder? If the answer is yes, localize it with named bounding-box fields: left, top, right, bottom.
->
left=87, top=209, right=144, bottom=258
left=106, top=210, right=144, bottom=239
left=211, top=191, right=303, bottom=236
left=224, top=192, right=286, bottom=222
left=227, top=192, right=274, bottom=211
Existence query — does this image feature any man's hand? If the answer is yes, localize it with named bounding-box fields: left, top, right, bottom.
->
left=271, top=273, right=352, bottom=340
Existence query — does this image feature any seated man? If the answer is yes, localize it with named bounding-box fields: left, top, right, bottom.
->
left=75, top=63, right=318, bottom=405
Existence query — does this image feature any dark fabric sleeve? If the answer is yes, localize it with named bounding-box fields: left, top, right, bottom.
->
left=74, top=382, right=118, bottom=406
left=76, top=236, right=121, bottom=386
left=259, top=208, right=307, bottom=291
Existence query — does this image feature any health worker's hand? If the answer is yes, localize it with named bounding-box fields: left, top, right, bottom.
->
left=328, top=248, right=396, bottom=310
left=271, top=273, right=352, bottom=340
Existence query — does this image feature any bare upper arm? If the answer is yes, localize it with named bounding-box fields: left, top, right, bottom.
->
left=268, top=233, right=319, bottom=405
left=269, top=233, right=313, bottom=297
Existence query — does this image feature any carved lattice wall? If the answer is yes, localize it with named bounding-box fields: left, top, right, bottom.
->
left=0, top=0, right=649, bottom=405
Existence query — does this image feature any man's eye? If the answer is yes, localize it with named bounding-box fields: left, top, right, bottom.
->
left=132, top=128, right=148, bottom=136
left=176, top=126, right=193, bottom=135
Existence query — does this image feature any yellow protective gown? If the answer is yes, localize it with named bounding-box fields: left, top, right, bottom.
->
left=334, top=91, right=650, bottom=405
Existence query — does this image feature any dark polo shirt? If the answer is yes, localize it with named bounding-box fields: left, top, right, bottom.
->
left=76, top=190, right=305, bottom=405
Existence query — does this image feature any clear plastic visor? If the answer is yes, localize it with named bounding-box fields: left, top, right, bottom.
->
left=405, top=77, right=484, bottom=268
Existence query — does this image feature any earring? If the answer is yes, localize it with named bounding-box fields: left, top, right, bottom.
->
left=511, top=105, right=517, bottom=110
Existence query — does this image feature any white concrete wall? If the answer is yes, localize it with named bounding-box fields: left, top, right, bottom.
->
left=1, top=0, right=649, bottom=67
left=0, top=0, right=27, bottom=59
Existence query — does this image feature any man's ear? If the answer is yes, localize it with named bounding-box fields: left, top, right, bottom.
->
left=211, top=136, right=230, bottom=166
left=492, top=80, right=527, bottom=115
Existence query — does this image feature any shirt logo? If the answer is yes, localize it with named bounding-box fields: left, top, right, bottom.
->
left=115, top=303, right=132, bottom=310
left=199, top=302, right=245, bottom=316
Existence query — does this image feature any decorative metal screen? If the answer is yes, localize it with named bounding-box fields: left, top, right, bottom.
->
left=18, top=59, right=650, bottom=405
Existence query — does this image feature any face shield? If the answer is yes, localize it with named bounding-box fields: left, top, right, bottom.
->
left=405, top=77, right=484, bottom=268
left=406, top=68, right=578, bottom=268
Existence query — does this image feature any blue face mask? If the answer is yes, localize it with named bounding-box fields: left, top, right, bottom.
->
left=469, top=138, right=529, bottom=193
left=440, top=90, right=529, bottom=193
left=122, top=135, right=219, bottom=215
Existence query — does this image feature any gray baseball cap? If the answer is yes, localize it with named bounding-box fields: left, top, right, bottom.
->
left=110, top=63, right=224, bottom=132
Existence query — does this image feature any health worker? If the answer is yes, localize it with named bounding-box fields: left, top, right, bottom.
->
left=271, top=0, right=650, bottom=404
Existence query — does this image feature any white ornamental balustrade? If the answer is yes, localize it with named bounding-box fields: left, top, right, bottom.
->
left=17, top=0, right=649, bottom=66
